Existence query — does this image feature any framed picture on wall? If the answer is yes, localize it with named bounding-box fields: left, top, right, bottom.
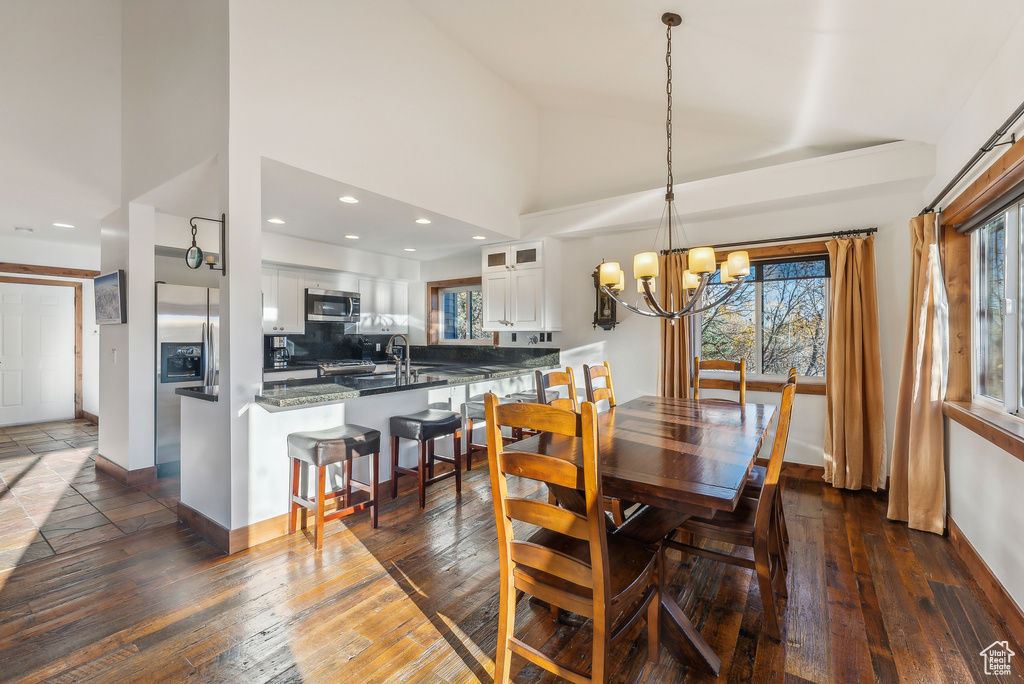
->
left=94, top=270, right=127, bottom=325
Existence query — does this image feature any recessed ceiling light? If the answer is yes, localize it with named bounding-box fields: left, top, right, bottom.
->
left=267, top=218, right=285, bottom=224
left=344, top=234, right=359, bottom=240
left=415, top=218, right=431, bottom=225
left=404, top=248, right=416, bottom=252
left=14, top=226, right=34, bottom=233
left=339, top=196, right=359, bottom=204
left=53, top=222, right=75, bottom=229
left=472, top=235, right=486, bottom=240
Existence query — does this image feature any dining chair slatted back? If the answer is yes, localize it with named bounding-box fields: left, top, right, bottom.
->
left=583, top=362, right=616, bottom=408
left=666, top=371, right=796, bottom=640
left=693, top=357, right=746, bottom=404
left=485, top=394, right=660, bottom=683
left=535, top=367, right=579, bottom=413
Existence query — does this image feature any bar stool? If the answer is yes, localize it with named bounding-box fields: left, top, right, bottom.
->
left=462, top=393, right=521, bottom=469
left=287, top=424, right=381, bottom=550
left=390, top=408, right=463, bottom=508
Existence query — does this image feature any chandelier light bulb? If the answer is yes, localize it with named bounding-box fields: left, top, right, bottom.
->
left=638, top=277, right=656, bottom=294
left=727, top=250, right=751, bottom=276
left=599, top=261, right=621, bottom=286
left=688, top=247, right=716, bottom=274
left=682, top=270, right=702, bottom=290
left=720, top=262, right=735, bottom=283
left=633, top=252, right=660, bottom=279
left=612, top=269, right=626, bottom=291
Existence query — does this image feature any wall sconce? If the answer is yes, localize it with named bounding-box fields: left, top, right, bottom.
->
left=185, top=213, right=227, bottom=276
left=592, top=266, right=617, bottom=330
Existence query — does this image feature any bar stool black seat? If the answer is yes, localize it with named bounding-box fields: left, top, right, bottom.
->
left=461, top=393, right=519, bottom=469
left=390, top=408, right=462, bottom=508
left=287, top=424, right=381, bottom=550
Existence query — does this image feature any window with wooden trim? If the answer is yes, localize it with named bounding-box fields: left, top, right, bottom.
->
left=698, top=253, right=830, bottom=378
left=971, top=205, right=1022, bottom=416
left=426, top=277, right=494, bottom=346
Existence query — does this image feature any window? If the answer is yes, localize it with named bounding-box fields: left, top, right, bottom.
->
left=698, top=255, right=829, bottom=377
left=972, top=204, right=1021, bottom=415
left=427, top=278, right=493, bottom=345
left=441, top=285, right=488, bottom=342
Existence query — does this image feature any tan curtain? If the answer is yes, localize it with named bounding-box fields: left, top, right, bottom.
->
left=658, top=252, right=693, bottom=398
left=887, top=214, right=948, bottom=534
left=824, top=236, right=886, bottom=490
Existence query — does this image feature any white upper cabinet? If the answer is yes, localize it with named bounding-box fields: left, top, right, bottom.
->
left=357, top=279, right=409, bottom=334
left=262, top=268, right=305, bottom=334
left=481, top=240, right=561, bottom=332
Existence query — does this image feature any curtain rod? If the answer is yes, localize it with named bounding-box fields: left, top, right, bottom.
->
left=921, top=97, right=1024, bottom=216
left=660, top=227, right=877, bottom=254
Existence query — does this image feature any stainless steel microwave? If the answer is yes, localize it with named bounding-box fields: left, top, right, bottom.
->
left=306, top=289, right=360, bottom=322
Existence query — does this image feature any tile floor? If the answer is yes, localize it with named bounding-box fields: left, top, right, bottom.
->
left=0, top=419, right=180, bottom=571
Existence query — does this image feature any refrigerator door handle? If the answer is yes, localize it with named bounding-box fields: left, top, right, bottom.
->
left=201, top=322, right=211, bottom=387
left=208, top=322, right=216, bottom=387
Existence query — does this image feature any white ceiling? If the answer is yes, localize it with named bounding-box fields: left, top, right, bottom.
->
left=261, top=159, right=506, bottom=262
left=409, top=0, right=1023, bottom=147
left=4, top=1, right=1024, bottom=255
left=0, top=0, right=121, bottom=248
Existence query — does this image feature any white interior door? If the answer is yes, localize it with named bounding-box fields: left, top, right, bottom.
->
left=0, top=283, right=76, bottom=426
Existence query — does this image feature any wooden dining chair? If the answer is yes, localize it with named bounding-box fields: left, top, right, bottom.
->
left=742, top=368, right=796, bottom=545
left=535, top=367, right=579, bottom=412
left=582, top=362, right=616, bottom=408
left=582, top=362, right=635, bottom=524
left=484, top=394, right=662, bottom=683
left=692, top=356, right=746, bottom=404
left=664, top=374, right=797, bottom=640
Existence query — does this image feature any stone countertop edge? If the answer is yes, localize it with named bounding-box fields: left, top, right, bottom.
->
left=175, top=386, right=219, bottom=403
left=254, top=363, right=559, bottom=412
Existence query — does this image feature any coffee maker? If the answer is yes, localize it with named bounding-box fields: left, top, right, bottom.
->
left=270, top=336, right=290, bottom=368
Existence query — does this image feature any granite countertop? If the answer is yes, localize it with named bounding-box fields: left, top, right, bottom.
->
left=176, top=385, right=219, bottom=402
left=255, top=360, right=557, bottom=411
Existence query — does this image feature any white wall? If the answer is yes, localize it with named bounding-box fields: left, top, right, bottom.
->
left=229, top=0, right=538, bottom=238
left=555, top=190, right=921, bottom=473
left=0, top=236, right=101, bottom=417
left=928, top=13, right=1024, bottom=616
left=100, top=0, right=228, bottom=472
left=947, top=424, right=1024, bottom=609
left=210, top=0, right=540, bottom=529
left=120, top=0, right=229, bottom=204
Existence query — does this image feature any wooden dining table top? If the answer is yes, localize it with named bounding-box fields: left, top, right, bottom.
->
left=507, top=395, right=776, bottom=518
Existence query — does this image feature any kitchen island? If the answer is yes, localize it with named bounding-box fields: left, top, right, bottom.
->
left=255, top=359, right=558, bottom=409
left=239, top=351, right=561, bottom=535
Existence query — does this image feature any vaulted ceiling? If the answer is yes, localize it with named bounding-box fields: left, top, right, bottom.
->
left=3, top=0, right=1023, bottom=252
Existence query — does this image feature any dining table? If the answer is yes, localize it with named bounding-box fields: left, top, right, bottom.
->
left=506, top=394, right=776, bottom=676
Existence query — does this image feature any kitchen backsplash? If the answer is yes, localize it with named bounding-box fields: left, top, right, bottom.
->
left=264, top=322, right=559, bottom=369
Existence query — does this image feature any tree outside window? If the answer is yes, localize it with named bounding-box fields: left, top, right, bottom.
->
left=699, top=256, right=829, bottom=377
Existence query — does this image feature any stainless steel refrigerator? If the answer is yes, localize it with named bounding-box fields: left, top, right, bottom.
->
left=155, top=283, right=219, bottom=475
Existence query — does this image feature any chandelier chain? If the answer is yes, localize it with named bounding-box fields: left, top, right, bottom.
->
left=665, top=23, right=673, bottom=196
left=665, top=22, right=673, bottom=251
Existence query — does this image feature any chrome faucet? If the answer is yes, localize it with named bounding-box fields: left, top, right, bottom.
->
left=385, top=333, right=411, bottom=382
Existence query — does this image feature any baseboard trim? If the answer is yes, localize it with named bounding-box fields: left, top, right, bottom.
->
left=781, top=462, right=825, bottom=481
left=81, top=411, right=98, bottom=425
left=177, top=502, right=232, bottom=554
left=947, top=514, right=1024, bottom=649
left=177, top=499, right=358, bottom=555
left=95, top=454, right=157, bottom=487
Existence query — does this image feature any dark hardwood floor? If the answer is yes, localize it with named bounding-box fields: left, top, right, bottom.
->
left=0, top=464, right=1020, bottom=683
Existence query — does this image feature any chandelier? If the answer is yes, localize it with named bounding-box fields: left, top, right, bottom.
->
left=599, top=13, right=750, bottom=320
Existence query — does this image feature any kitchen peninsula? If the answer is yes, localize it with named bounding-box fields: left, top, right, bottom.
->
left=194, top=345, right=560, bottom=541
